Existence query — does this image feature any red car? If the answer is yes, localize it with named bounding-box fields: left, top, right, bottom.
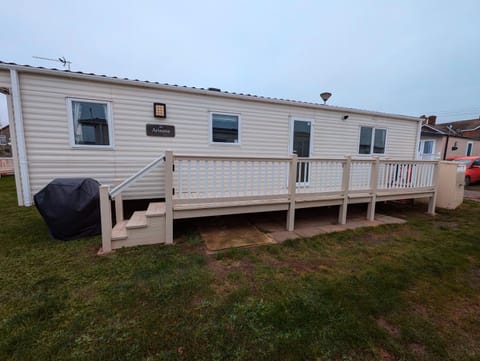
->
left=447, top=156, right=480, bottom=186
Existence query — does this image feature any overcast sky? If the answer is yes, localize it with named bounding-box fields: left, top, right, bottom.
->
left=1, top=0, right=479, bottom=126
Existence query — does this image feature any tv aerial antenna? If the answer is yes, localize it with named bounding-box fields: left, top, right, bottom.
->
left=32, top=56, right=72, bottom=70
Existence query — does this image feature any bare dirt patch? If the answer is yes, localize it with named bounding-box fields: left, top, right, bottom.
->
left=376, top=317, right=401, bottom=338
left=206, top=256, right=258, bottom=294
left=356, top=228, right=423, bottom=246
left=411, top=303, right=429, bottom=318
left=264, top=257, right=335, bottom=274
left=432, top=221, right=459, bottom=230
left=409, top=343, right=426, bottom=356
left=377, top=348, right=395, bottom=361
left=470, top=268, right=480, bottom=288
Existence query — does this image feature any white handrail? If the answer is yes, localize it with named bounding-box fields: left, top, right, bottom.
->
left=110, top=153, right=165, bottom=198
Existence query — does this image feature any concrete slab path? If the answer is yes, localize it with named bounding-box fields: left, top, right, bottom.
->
left=186, top=205, right=406, bottom=251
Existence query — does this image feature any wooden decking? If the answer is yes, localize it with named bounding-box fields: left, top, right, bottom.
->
left=99, top=152, right=438, bottom=253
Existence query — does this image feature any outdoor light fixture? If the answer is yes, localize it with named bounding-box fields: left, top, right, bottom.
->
left=320, top=92, right=332, bottom=104
left=153, top=103, right=166, bottom=118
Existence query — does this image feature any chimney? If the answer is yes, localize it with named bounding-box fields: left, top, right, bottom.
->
left=427, top=115, right=437, bottom=125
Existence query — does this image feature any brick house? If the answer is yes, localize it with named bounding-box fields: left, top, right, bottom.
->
left=420, top=116, right=480, bottom=159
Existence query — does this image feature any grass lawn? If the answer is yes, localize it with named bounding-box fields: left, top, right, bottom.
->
left=1, top=176, right=480, bottom=361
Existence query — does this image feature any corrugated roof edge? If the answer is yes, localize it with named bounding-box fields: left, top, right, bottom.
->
left=0, top=61, right=420, bottom=122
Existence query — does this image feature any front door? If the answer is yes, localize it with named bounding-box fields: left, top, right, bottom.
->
left=291, top=119, right=312, bottom=184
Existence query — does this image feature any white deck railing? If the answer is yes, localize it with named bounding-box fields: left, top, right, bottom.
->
left=173, top=155, right=290, bottom=199
left=378, top=161, right=435, bottom=190
left=172, top=155, right=437, bottom=200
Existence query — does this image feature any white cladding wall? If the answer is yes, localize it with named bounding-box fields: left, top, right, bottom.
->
left=0, top=70, right=9, bottom=87
left=18, top=72, right=418, bottom=200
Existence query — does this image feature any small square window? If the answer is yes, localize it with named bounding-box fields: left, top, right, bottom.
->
left=68, top=99, right=113, bottom=148
left=210, top=113, right=240, bottom=144
left=358, top=126, right=386, bottom=155
left=0, top=135, right=6, bottom=145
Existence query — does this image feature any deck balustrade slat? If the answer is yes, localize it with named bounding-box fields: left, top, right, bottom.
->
left=178, top=160, right=183, bottom=199
left=187, top=160, right=191, bottom=199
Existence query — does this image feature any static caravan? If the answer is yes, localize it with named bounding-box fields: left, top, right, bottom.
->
left=0, top=62, right=438, bottom=252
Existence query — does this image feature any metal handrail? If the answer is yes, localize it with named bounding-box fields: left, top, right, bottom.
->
left=109, top=153, right=165, bottom=198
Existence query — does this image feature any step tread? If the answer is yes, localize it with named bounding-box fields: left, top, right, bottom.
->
left=146, top=202, right=166, bottom=217
left=112, top=220, right=128, bottom=240
left=126, top=211, right=148, bottom=229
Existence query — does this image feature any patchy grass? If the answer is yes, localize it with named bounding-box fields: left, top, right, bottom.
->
left=1, top=175, right=480, bottom=360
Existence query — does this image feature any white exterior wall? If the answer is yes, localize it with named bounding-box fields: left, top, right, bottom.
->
left=0, top=70, right=10, bottom=87
left=16, top=72, right=419, bottom=201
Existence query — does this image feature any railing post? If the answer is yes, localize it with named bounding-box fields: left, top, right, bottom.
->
left=367, top=157, right=379, bottom=221
left=114, top=193, right=124, bottom=224
left=427, top=161, right=439, bottom=215
left=99, top=185, right=112, bottom=253
left=165, top=150, right=174, bottom=243
left=338, top=156, right=352, bottom=225
left=286, top=154, right=297, bottom=231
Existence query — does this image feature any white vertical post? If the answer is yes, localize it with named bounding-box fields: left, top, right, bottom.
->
left=338, top=156, right=352, bottom=225
left=114, top=193, right=124, bottom=224
left=428, top=161, right=439, bottom=215
left=367, top=158, right=379, bottom=221
left=99, top=185, right=112, bottom=253
left=165, top=151, right=174, bottom=244
left=287, top=155, right=297, bottom=231
left=10, top=69, right=32, bottom=206
left=5, top=92, right=23, bottom=206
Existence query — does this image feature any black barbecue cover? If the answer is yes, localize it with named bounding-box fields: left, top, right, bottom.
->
left=34, top=178, right=101, bottom=240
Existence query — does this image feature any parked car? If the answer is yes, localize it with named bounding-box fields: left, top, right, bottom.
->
left=447, top=156, right=480, bottom=186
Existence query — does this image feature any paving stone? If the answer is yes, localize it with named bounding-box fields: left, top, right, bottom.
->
left=295, top=227, right=329, bottom=238
left=375, top=214, right=406, bottom=224
left=269, top=231, right=300, bottom=243
left=199, top=218, right=275, bottom=251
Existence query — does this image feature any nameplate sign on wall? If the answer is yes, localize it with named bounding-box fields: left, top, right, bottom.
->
left=146, top=124, right=175, bottom=137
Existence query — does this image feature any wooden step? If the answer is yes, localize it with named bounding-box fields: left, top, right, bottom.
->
left=126, top=211, right=147, bottom=229
left=112, top=220, right=128, bottom=240
left=146, top=202, right=166, bottom=217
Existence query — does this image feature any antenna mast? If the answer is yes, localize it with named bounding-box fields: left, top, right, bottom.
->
left=32, top=56, right=72, bottom=70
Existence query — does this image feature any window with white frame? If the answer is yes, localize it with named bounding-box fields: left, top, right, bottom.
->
left=466, top=141, right=473, bottom=156
left=210, top=112, right=240, bottom=144
left=419, top=139, right=435, bottom=154
left=0, top=135, right=6, bottom=145
left=68, top=99, right=112, bottom=147
left=359, top=127, right=386, bottom=154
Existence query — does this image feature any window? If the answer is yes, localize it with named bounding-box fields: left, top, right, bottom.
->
left=68, top=99, right=113, bottom=148
left=359, top=127, right=386, bottom=155
left=419, top=140, right=435, bottom=154
left=466, top=142, right=473, bottom=156
left=0, top=135, right=6, bottom=145
left=210, top=113, right=240, bottom=144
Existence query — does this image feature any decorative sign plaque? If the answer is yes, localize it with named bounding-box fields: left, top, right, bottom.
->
left=146, top=124, right=175, bottom=137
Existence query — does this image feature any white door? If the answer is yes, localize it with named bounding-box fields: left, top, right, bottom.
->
left=290, top=119, right=313, bottom=184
